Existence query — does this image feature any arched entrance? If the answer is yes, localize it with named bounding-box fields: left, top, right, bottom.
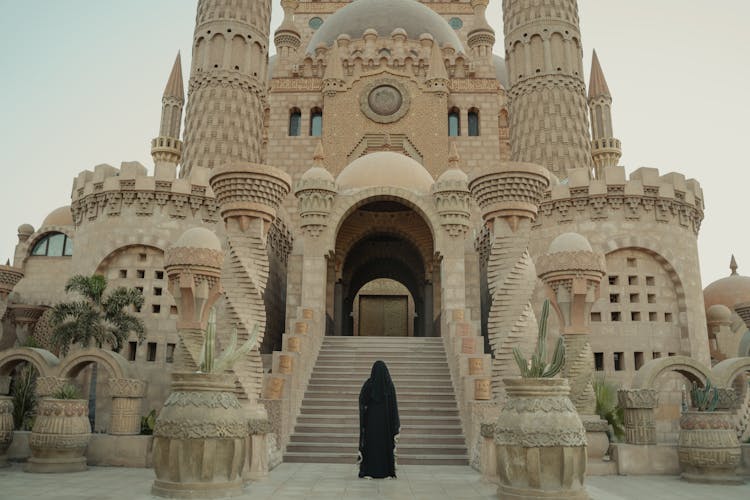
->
left=328, top=200, right=439, bottom=337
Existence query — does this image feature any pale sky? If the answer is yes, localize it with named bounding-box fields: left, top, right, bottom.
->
left=1, top=0, right=748, bottom=288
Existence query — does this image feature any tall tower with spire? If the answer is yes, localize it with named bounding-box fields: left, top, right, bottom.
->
left=588, top=50, right=622, bottom=177
left=151, top=53, right=184, bottom=170
left=502, top=0, right=593, bottom=178
left=180, top=0, right=273, bottom=177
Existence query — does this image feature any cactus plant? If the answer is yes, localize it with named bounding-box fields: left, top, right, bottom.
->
left=512, top=299, right=565, bottom=378
left=690, top=378, right=719, bottom=412
left=198, top=307, right=259, bottom=373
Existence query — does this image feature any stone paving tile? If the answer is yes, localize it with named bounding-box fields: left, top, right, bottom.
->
left=0, top=462, right=749, bottom=499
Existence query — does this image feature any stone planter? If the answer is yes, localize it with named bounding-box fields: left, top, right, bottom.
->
left=0, top=396, right=13, bottom=467
left=152, top=372, right=247, bottom=498
left=495, top=378, right=587, bottom=499
left=26, top=398, right=91, bottom=473
left=677, top=411, right=742, bottom=485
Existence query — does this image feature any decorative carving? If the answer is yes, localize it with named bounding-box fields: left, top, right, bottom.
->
left=359, top=79, right=410, bottom=124
left=0, top=396, right=13, bottom=466
left=678, top=411, right=742, bottom=484
left=26, top=398, right=91, bottom=473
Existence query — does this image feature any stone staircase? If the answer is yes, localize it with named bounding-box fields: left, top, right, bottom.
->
left=284, top=336, right=469, bottom=465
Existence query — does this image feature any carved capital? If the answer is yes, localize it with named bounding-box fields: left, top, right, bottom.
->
left=618, top=389, right=658, bottom=409
left=109, top=378, right=147, bottom=398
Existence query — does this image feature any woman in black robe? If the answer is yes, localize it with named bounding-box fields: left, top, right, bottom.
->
left=358, top=360, right=400, bottom=478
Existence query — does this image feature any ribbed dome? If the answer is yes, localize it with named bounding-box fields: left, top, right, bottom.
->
left=307, top=0, right=464, bottom=54
left=704, top=273, right=750, bottom=311
left=173, top=227, right=222, bottom=251
left=337, top=152, right=434, bottom=194
left=301, top=166, right=335, bottom=184
left=548, top=233, right=593, bottom=254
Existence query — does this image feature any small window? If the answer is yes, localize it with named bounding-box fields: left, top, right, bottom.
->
left=449, top=17, right=463, bottom=30
left=139, top=253, right=148, bottom=262
left=170, top=305, right=178, bottom=315
left=127, top=341, right=137, bottom=361
left=166, top=343, right=176, bottom=364
left=154, top=287, right=163, bottom=296
left=627, top=258, right=637, bottom=268
left=608, top=276, right=619, bottom=286
left=628, top=276, right=638, bottom=286
left=448, top=108, right=460, bottom=137
left=665, top=312, right=673, bottom=323
left=591, top=312, right=601, bottom=322
left=649, top=311, right=657, bottom=322
left=468, top=108, right=480, bottom=136
left=611, top=311, right=621, bottom=322
left=645, top=276, right=655, bottom=286
left=147, top=342, right=157, bottom=362
left=609, top=294, right=619, bottom=303
left=31, top=233, right=73, bottom=257
left=288, top=108, right=301, bottom=136
left=647, top=294, right=656, bottom=304
left=629, top=293, right=639, bottom=303
left=310, top=108, right=323, bottom=137
left=152, top=304, right=161, bottom=314
left=308, top=17, right=323, bottom=30
left=155, top=270, right=164, bottom=280
left=631, top=311, right=641, bottom=321
left=668, top=352, right=676, bottom=357
left=594, top=352, right=604, bottom=371
left=135, top=287, right=144, bottom=294
left=119, top=269, right=128, bottom=279
left=614, top=352, right=624, bottom=371
left=137, top=270, right=145, bottom=279
left=634, top=352, right=644, bottom=370
left=653, top=352, right=662, bottom=359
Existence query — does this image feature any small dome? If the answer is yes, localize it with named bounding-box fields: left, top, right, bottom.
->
left=704, top=273, right=750, bottom=311
left=436, top=168, right=468, bottom=184
left=492, top=54, right=509, bottom=88
left=337, top=152, right=434, bottom=194
left=307, top=0, right=464, bottom=54
left=173, top=227, right=222, bottom=251
left=548, top=232, right=593, bottom=254
left=301, top=166, right=335, bottom=184
left=706, top=304, right=732, bottom=323
left=17, top=224, right=34, bottom=236
left=42, top=206, right=73, bottom=227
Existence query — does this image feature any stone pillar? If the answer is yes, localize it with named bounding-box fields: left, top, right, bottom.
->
left=109, top=378, right=147, bottom=435
left=245, top=418, right=272, bottom=481
left=618, top=389, right=658, bottom=445
left=423, top=282, right=433, bottom=337
left=468, top=162, right=549, bottom=398
left=0, top=265, right=23, bottom=344
left=333, top=282, right=343, bottom=336
left=479, top=423, right=498, bottom=483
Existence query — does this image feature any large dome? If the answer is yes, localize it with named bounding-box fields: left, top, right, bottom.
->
left=307, top=0, right=464, bottom=54
left=336, top=151, right=434, bottom=194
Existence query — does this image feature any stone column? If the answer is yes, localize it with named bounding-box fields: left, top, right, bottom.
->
left=618, top=389, right=659, bottom=445
left=423, top=282, right=433, bottom=337
left=108, top=378, right=147, bottom=435
left=333, top=282, right=343, bottom=336
left=0, top=265, right=23, bottom=345
left=164, top=228, right=225, bottom=372
left=468, top=162, right=549, bottom=398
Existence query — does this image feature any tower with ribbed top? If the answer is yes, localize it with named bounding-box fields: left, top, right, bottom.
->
left=588, top=50, right=622, bottom=178
left=151, top=53, right=184, bottom=170
left=502, top=0, right=593, bottom=179
left=181, top=0, right=272, bottom=177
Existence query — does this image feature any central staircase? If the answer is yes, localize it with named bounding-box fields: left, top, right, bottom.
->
left=284, top=336, right=469, bottom=465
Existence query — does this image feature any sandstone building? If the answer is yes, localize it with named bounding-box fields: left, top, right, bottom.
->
left=1, top=0, right=748, bottom=465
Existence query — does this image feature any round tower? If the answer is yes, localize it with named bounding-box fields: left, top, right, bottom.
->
left=502, top=0, right=593, bottom=178
left=181, top=0, right=273, bottom=176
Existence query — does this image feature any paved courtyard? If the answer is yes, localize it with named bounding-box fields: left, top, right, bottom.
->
left=0, top=462, right=748, bottom=500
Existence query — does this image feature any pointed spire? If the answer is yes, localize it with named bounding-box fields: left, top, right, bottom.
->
left=5, top=259, right=9, bottom=266
left=323, top=42, right=344, bottom=82
left=313, top=140, right=325, bottom=167
left=448, top=142, right=461, bottom=168
left=163, top=52, right=184, bottom=99
left=731, top=255, right=738, bottom=276
left=427, top=43, right=449, bottom=81
left=588, top=50, right=611, bottom=99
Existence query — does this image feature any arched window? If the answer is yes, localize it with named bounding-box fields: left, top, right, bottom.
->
left=310, top=108, right=323, bottom=137
left=31, top=232, right=73, bottom=257
left=448, top=107, right=460, bottom=137
left=288, top=108, right=301, bottom=136
left=468, top=108, right=480, bottom=136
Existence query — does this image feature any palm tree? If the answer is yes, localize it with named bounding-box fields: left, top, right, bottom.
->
left=50, top=274, right=146, bottom=356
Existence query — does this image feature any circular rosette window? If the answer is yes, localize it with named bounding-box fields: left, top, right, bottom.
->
left=360, top=79, right=410, bottom=124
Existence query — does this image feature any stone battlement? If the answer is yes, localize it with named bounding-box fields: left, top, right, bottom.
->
left=70, top=162, right=218, bottom=226
left=537, top=166, right=704, bottom=234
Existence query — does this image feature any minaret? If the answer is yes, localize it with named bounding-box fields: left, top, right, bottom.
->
left=467, top=0, right=495, bottom=78
left=181, top=0, right=273, bottom=177
left=274, top=0, right=302, bottom=73
left=151, top=53, right=184, bottom=170
left=502, top=0, right=593, bottom=178
left=588, top=50, right=622, bottom=178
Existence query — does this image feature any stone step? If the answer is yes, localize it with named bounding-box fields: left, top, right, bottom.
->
left=289, top=433, right=466, bottom=446
left=292, top=423, right=464, bottom=435
left=299, top=406, right=459, bottom=417
left=304, top=389, right=456, bottom=399
left=302, top=398, right=458, bottom=408
left=285, top=441, right=468, bottom=455
left=283, top=452, right=469, bottom=466
left=296, top=414, right=462, bottom=426
left=315, top=358, right=448, bottom=366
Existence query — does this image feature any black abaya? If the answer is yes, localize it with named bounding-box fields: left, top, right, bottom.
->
left=358, top=360, right=400, bottom=478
